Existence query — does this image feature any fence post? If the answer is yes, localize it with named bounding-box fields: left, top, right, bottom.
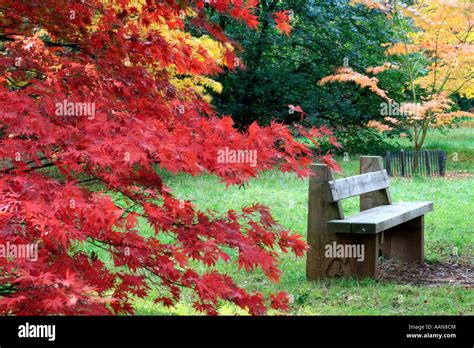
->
left=438, top=150, right=446, bottom=176
left=400, top=150, right=406, bottom=177
left=424, top=150, right=431, bottom=176
left=385, top=151, right=391, bottom=176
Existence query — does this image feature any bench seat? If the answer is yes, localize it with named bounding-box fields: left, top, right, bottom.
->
left=327, top=202, right=434, bottom=234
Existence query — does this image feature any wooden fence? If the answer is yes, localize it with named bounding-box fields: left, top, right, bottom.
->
left=384, top=150, right=447, bottom=177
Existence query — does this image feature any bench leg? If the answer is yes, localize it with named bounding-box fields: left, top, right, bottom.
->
left=385, top=216, right=424, bottom=263
left=379, top=230, right=391, bottom=259
left=337, top=234, right=379, bottom=278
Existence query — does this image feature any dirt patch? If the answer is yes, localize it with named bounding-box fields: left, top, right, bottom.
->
left=379, top=260, right=474, bottom=287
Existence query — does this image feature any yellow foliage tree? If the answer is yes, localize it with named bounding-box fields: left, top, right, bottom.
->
left=388, top=0, right=474, bottom=99
left=103, top=0, right=231, bottom=102
left=334, top=0, right=474, bottom=150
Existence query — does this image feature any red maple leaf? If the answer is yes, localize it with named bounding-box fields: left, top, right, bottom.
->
left=274, top=11, right=292, bottom=36
left=289, top=104, right=307, bottom=120
left=270, top=292, right=290, bottom=311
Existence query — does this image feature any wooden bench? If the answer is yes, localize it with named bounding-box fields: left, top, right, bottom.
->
left=306, top=156, right=433, bottom=279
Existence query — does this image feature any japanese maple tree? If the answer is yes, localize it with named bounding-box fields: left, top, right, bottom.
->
left=0, top=0, right=336, bottom=315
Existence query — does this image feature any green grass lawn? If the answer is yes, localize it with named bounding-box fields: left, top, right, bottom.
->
left=127, top=126, right=474, bottom=315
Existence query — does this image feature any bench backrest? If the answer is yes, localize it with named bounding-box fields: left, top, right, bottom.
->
left=308, top=156, right=393, bottom=221
left=327, top=169, right=390, bottom=202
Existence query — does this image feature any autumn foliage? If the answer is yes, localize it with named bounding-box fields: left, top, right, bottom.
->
left=324, top=0, right=473, bottom=150
left=319, top=66, right=392, bottom=102
left=0, top=0, right=335, bottom=315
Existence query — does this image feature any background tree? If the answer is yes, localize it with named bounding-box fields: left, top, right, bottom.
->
left=326, top=0, right=474, bottom=150
left=385, top=0, right=474, bottom=150
left=209, top=0, right=403, bottom=153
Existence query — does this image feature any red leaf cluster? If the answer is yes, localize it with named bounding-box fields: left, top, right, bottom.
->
left=274, top=11, right=293, bottom=36
left=0, top=0, right=337, bottom=315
